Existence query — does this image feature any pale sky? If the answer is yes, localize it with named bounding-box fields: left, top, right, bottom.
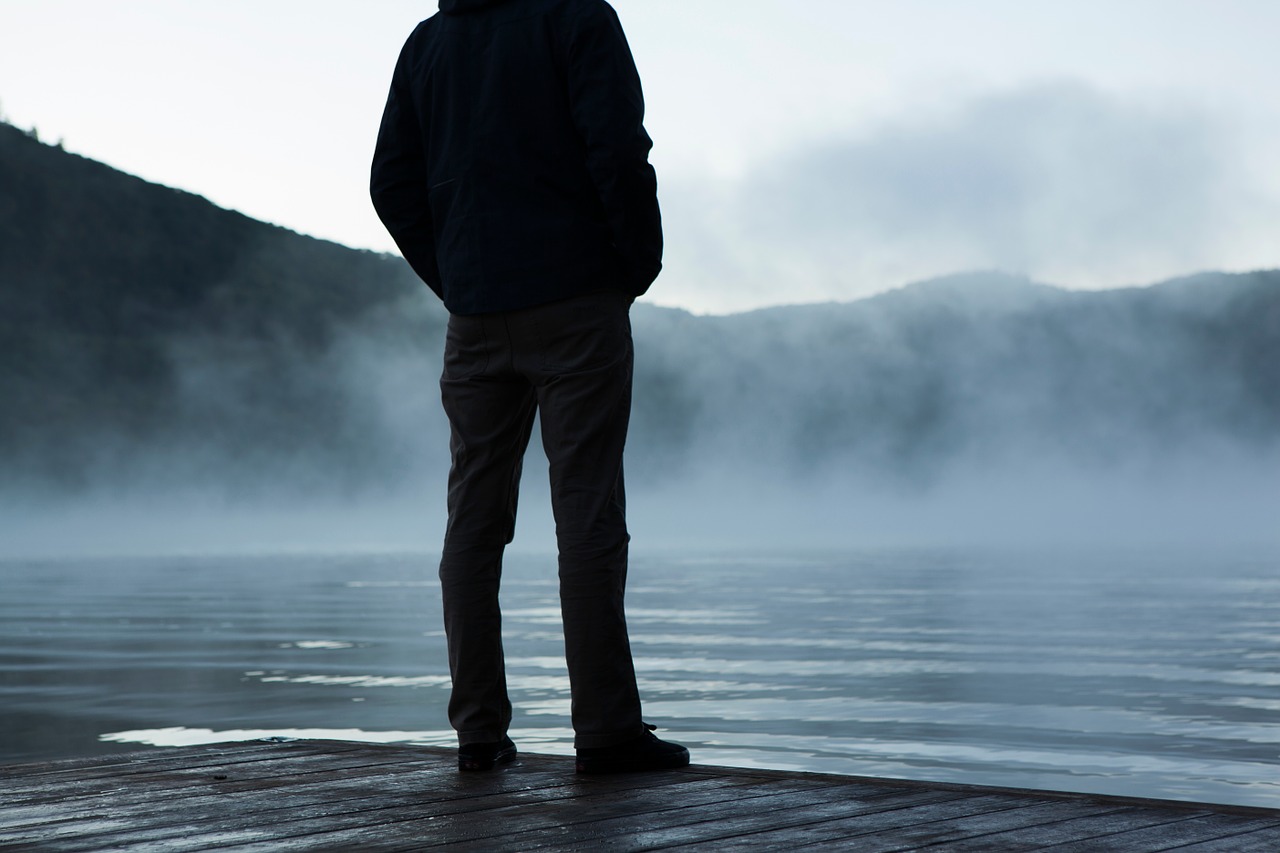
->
left=3, top=1, right=1279, bottom=313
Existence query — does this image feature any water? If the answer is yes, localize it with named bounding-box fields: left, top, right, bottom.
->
left=2, top=548, right=1278, bottom=808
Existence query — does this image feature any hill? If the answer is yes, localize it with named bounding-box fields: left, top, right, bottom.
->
left=3, top=119, right=1278, bottom=504
left=631, top=269, right=1280, bottom=484
left=0, top=120, right=443, bottom=492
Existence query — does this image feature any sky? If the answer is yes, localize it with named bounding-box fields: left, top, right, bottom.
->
left=3, top=0, right=1280, bottom=314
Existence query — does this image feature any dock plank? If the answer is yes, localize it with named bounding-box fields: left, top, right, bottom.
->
left=1036, top=813, right=1280, bottom=852
left=1170, top=826, right=1280, bottom=852
left=407, top=778, right=947, bottom=851
left=220, top=767, right=864, bottom=852
left=4, top=761, right=714, bottom=851
left=781, top=800, right=1135, bottom=852
left=664, top=795, right=1051, bottom=851
left=210, top=776, right=838, bottom=853
left=880, top=806, right=1198, bottom=852
left=522, top=789, right=975, bottom=852
left=557, top=790, right=998, bottom=851
left=2, top=741, right=1278, bottom=852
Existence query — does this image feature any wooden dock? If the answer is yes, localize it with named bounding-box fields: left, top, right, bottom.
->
left=3, top=740, right=1279, bottom=851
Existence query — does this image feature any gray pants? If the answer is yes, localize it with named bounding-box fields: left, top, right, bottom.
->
left=438, top=290, right=644, bottom=749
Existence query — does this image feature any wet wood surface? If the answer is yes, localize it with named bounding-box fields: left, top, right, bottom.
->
left=2, top=739, right=1279, bottom=851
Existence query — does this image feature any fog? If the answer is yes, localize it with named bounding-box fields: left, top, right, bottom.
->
left=658, top=83, right=1280, bottom=313
left=3, top=270, right=1276, bottom=559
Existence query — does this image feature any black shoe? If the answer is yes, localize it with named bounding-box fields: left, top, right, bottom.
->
left=575, top=724, right=690, bottom=773
left=458, top=736, right=517, bottom=771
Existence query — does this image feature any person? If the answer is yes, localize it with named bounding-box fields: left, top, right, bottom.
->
left=370, top=0, right=689, bottom=774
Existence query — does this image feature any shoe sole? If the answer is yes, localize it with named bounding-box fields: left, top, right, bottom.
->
left=458, top=747, right=518, bottom=772
left=575, top=752, right=690, bottom=774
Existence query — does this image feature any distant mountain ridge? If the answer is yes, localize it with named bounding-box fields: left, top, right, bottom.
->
left=2, top=119, right=1278, bottom=495
left=632, top=268, right=1280, bottom=484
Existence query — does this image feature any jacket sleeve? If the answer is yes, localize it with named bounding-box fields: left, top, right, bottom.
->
left=370, top=37, right=443, bottom=298
left=565, top=2, right=663, bottom=296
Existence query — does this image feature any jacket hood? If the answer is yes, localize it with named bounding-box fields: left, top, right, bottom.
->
left=439, top=0, right=507, bottom=13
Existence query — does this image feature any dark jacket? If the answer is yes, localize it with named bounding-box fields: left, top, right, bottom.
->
left=370, top=0, right=662, bottom=315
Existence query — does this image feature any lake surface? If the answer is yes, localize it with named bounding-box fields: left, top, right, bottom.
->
left=2, top=548, right=1278, bottom=808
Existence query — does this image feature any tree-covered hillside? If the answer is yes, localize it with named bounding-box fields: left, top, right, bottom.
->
left=0, top=120, right=443, bottom=490
left=3, top=118, right=1278, bottom=499
left=631, top=270, right=1280, bottom=483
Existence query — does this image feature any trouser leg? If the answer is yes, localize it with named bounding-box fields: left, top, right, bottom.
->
left=438, top=314, right=536, bottom=746
left=531, top=293, right=644, bottom=749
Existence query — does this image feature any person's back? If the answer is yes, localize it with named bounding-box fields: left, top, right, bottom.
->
left=371, top=0, right=662, bottom=314
left=371, top=0, right=687, bottom=774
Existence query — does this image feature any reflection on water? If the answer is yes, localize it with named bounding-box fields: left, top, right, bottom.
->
left=2, top=548, right=1279, bottom=807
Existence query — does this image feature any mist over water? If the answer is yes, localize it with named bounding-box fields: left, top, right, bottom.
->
left=3, top=270, right=1276, bottom=557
